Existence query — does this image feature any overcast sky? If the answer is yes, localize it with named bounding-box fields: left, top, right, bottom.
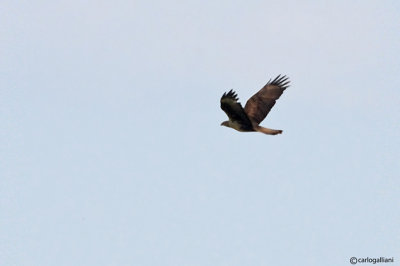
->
left=1, top=1, right=399, bottom=265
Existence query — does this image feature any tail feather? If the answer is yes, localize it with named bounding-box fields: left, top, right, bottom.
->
left=255, top=126, right=283, bottom=135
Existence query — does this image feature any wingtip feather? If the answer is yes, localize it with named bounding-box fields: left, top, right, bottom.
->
left=268, top=74, right=290, bottom=89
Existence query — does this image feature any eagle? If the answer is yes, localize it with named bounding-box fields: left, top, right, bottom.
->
left=220, top=75, right=290, bottom=135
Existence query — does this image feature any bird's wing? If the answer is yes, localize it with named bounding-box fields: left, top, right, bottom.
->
left=244, top=75, right=290, bottom=125
left=220, top=90, right=253, bottom=129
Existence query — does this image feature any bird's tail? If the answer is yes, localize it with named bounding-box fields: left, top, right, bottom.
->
left=255, top=126, right=283, bottom=135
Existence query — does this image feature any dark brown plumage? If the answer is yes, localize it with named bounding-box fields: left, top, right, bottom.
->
left=220, top=75, right=290, bottom=135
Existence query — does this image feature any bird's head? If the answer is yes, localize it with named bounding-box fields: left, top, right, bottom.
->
left=220, top=121, right=230, bottom=127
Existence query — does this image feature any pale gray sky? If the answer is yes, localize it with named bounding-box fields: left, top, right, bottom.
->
left=1, top=1, right=399, bottom=265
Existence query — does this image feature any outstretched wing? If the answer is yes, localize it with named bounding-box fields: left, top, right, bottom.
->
left=220, top=90, right=253, bottom=130
left=244, top=75, right=290, bottom=125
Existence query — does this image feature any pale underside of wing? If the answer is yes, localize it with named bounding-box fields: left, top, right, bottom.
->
left=244, top=75, right=290, bottom=125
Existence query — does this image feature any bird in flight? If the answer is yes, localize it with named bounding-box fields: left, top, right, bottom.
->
left=220, top=75, right=290, bottom=135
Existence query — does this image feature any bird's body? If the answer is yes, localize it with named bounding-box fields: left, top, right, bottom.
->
left=220, top=75, right=290, bottom=135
